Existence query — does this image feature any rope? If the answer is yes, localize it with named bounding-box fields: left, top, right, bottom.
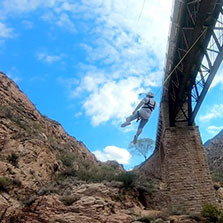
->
left=154, top=27, right=208, bottom=97
left=137, top=0, right=146, bottom=23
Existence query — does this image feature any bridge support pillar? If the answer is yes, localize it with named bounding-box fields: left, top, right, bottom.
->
left=161, top=126, right=216, bottom=214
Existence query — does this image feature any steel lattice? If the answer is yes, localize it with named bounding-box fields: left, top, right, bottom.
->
left=167, top=0, right=223, bottom=126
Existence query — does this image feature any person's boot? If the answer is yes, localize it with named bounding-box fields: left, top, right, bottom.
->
left=133, top=135, right=138, bottom=144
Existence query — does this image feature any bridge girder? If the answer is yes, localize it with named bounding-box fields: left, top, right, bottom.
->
left=166, top=0, right=223, bottom=126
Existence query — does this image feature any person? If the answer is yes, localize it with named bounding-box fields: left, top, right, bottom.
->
left=121, top=92, right=156, bottom=144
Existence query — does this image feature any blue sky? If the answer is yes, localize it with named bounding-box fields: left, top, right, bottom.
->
left=0, top=0, right=223, bottom=170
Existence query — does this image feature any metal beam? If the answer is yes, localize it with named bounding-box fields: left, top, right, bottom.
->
left=168, top=0, right=223, bottom=126
left=189, top=44, right=223, bottom=124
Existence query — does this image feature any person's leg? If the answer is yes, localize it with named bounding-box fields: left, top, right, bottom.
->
left=133, top=118, right=148, bottom=144
left=121, top=112, right=139, bottom=127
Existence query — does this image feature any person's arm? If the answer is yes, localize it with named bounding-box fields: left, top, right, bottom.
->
left=132, top=99, right=145, bottom=114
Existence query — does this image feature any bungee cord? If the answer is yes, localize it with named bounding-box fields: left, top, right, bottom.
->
left=154, top=26, right=208, bottom=98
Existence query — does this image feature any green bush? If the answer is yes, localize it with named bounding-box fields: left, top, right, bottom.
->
left=75, top=165, right=113, bottom=182
left=212, top=172, right=223, bottom=183
left=201, top=203, right=222, bottom=223
left=55, top=219, right=68, bottom=223
left=168, top=205, right=186, bottom=215
left=60, top=167, right=76, bottom=177
left=48, top=136, right=63, bottom=150
left=116, top=172, right=136, bottom=189
left=136, top=216, right=152, bottom=223
left=0, top=105, right=13, bottom=119
left=218, top=213, right=223, bottom=223
left=56, top=160, right=139, bottom=188
left=59, top=195, right=80, bottom=206
left=0, top=105, right=30, bottom=132
left=57, top=162, right=119, bottom=183
left=0, top=177, right=13, bottom=192
left=37, top=185, right=60, bottom=196
left=55, top=156, right=140, bottom=190
left=23, top=195, right=38, bottom=206
left=57, top=150, right=76, bottom=167
left=7, top=152, right=19, bottom=167
left=12, top=178, right=22, bottom=186
left=189, top=215, right=202, bottom=222
left=91, top=165, right=117, bottom=182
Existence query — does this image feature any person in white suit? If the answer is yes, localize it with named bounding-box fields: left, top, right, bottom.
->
left=121, top=92, right=156, bottom=144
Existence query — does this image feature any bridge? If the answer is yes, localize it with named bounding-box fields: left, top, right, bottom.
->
left=139, top=0, right=223, bottom=213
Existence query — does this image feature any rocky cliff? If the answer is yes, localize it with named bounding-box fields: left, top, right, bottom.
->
left=0, top=71, right=97, bottom=188
left=0, top=72, right=157, bottom=223
left=0, top=72, right=222, bottom=223
left=0, top=72, right=104, bottom=221
left=204, top=130, right=223, bottom=180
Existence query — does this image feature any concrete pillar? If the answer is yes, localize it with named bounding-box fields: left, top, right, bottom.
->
left=161, top=126, right=216, bottom=214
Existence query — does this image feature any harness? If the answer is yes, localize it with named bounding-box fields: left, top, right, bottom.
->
left=142, top=98, right=156, bottom=111
left=136, top=98, right=156, bottom=122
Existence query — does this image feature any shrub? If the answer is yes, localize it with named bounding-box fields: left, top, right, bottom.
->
left=189, top=215, right=202, bottom=222
left=116, top=172, right=137, bottom=189
left=12, top=178, right=22, bottom=186
left=0, top=105, right=29, bottom=131
left=60, top=167, right=76, bottom=177
left=57, top=163, right=119, bottom=183
left=136, top=180, right=155, bottom=194
left=37, top=185, right=60, bottom=196
left=56, top=161, right=140, bottom=188
left=116, top=191, right=125, bottom=202
left=75, top=164, right=121, bottom=183
left=168, top=205, right=187, bottom=215
left=33, top=122, right=42, bottom=131
left=55, top=219, right=68, bottom=223
left=0, top=105, right=13, bottom=119
left=0, top=176, right=13, bottom=192
left=91, top=165, right=117, bottom=182
left=7, top=152, right=19, bottom=167
left=201, top=203, right=221, bottom=222
left=57, top=150, right=76, bottom=167
left=212, top=172, right=223, bottom=183
left=136, top=216, right=152, bottom=223
left=59, top=195, right=80, bottom=206
left=218, top=213, right=223, bottom=223
left=23, top=195, right=38, bottom=206
left=48, top=136, right=63, bottom=150
left=12, top=118, right=28, bottom=130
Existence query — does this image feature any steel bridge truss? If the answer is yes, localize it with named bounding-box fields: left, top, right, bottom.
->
left=168, top=0, right=223, bottom=126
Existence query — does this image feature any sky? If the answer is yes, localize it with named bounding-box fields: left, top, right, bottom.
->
left=0, top=0, right=223, bottom=170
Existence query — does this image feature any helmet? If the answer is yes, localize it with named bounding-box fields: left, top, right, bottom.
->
left=147, top=92, right=154, bottom=98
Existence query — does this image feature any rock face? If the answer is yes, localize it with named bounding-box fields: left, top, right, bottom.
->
left=204, top=129, right=223, bottom=176
left=1, top=72, right=223, bottom=223
left=0, top=72, right=99, bottom=221
left=0, top=72, right=96, bottom=187
left=10, top=183, right=141, bottom=223
left=0, top=72, right=147, bottom=223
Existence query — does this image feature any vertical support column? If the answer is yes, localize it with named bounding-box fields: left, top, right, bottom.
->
left=162, top=126, right=216, bottom=213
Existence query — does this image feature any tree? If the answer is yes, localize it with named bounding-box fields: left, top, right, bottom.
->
left=129, top=138, right=154, bottom=160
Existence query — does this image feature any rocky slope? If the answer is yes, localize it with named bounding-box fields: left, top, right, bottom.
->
left=0, top=71, right=97, bottom=188
left=204, top=130, right=223, bottom=180
left=0, top=72, right=157, bottom=223
left=0, top=72, right=222, bottom=223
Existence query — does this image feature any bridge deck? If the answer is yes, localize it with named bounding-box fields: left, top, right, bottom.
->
left=155, top=0, right=223, bottom=150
